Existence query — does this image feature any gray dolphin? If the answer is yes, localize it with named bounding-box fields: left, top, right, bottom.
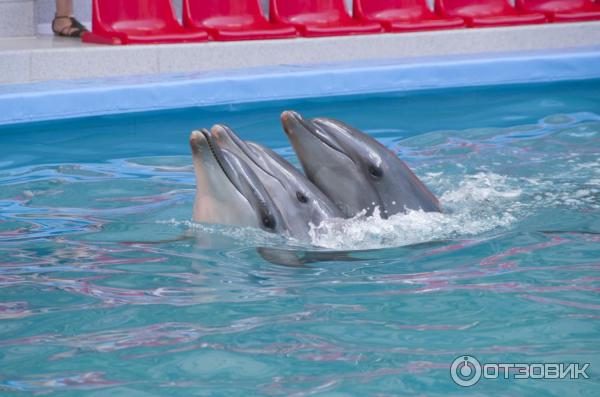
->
left=211, top=124, right=343, bottom=241
left=281, top=111, right=442, bottom=218
left=190, top=129, right=285, bottom=234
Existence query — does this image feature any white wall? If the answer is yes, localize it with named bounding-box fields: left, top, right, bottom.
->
left=0, top=0, right=35, bottom=37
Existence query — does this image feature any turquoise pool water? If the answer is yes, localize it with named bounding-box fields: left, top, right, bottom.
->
left=0, top=80, right=599, bottom=396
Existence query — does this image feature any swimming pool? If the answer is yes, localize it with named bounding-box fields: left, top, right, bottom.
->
left=0, top=78, right=599, bottom=395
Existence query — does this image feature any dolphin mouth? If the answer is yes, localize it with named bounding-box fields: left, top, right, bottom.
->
left=281, top=111, right=319, bottom=140
left=281, top=111, right=348, bottom=158
left=201, top=129, right=224, bottom=170
left=212, top=124, right=290, bottom=195
left=211, top=125, right=274, bottom=177
left=202, top=130, right=220, bottom=163
left=211, top=124, right=248, bottom=154
left=281, top=111, right=311, bottom=135
left=192, top=128, right=240, bottom=192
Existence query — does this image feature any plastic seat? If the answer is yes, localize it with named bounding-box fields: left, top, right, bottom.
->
left=516, top=0, right=600, bottom=22
left=354, top=0, right=465, bottom=32
left=183, top=0, right=297, bottom=41
left=269, top=0, right=383, bottom=37
left=82, top=0, right=209, bottom=45
left=435, top=0, right=547, bottom=27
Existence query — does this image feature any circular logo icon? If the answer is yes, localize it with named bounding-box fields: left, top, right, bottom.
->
left=450, top=355, right=482, bottom=387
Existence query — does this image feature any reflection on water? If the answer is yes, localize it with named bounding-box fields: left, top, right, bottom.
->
left=0, top=82, right=599, bottom=396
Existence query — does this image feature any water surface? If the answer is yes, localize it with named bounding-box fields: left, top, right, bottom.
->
left=0, top=80, right=599, bottom=396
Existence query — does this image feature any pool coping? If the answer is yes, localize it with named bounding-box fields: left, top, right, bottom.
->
left=2, top=20, right=600, bottom=85
left=1, top=45, right=600, bottom=126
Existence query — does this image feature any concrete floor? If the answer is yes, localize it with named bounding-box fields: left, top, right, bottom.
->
left=1, top=21, right=600, bottom=85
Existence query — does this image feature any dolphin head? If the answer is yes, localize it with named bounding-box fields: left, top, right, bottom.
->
left=190, top=129, right=285, bottom=234
left=281, top=111, right=442, bottom=218
left=211, top=124, right=342, bottom=240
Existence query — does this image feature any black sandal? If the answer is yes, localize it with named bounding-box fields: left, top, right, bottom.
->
left=52, top=16, right=88, bottom=38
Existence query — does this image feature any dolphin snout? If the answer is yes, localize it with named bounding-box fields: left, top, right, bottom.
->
left=210, top=124, right=228, bottom=142
left=210, top=124, right=248, bottom=154
left=281, top=110, right=302, bottom=122
left=189, top=129, right=210, bottom=153
left=281, top=111, right=304, bottom=136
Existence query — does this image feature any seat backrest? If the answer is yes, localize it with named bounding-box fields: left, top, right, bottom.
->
left=184, top=0, right=265, bottom=22
left=270, top=0, right=350, bottom=21
left=93, top=0, right=180, bottom=30
left=436, top=0, right=510, bottom=15
left=355, top=0, right=428, bottom=19
left=517, top=0, right=589, bottom=8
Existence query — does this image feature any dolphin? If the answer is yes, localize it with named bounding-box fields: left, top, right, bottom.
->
left=210, top=124, right=343, bottom=241
left=190, top=129, right=285, bottom=234
left=281, top=111, right=442, bottom=218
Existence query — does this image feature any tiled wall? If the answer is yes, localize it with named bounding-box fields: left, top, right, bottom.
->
left=0, top=0, right=35, bottom=36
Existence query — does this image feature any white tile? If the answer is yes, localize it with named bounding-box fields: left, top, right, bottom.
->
left=158, top=22, right=600, bottom=75
left=0, top=50, right=29, bottom=83
left=0, top=1, right=34, bottom=37
left=30, top=46, right=159, bottom=82
left=0, top=21, right=598, bottom=84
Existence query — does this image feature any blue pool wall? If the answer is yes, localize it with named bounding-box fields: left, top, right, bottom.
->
left=1, top=46, right=599, bottom=127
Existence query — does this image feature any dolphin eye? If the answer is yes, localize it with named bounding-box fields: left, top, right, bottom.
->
left=369, top=165, right=383, bottom=178
left=296, top=191, right=308, bottom=203
left=262, top=214, right=276, bottom=229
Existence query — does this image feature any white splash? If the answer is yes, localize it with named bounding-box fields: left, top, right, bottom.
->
left=159, top=172, right=526, bottom=251
left=308, top=172, right=522, bottom=250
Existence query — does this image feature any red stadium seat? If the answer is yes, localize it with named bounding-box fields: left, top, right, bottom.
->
left=183, top=0, right=297, bottom=41
left=516, top=0, right=600, bottom=22
left=82, top=0, right=209, bottom=45
left=435, top=0, right=547, bottom=27
left=269, top=0, right=383, bottom=37
left=354, top=0, right=465, bottom=32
